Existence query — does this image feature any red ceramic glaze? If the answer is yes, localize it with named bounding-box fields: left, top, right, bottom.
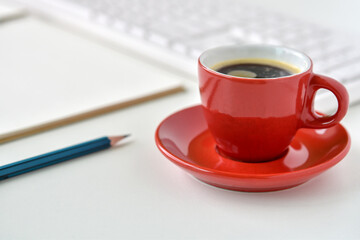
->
left=198, top=45, right=349, bottom=162
left=155, top=105, right=350, bottom=192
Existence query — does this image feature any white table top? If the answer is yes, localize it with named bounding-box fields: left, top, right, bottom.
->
left=0, top=1, right=360, bottom=239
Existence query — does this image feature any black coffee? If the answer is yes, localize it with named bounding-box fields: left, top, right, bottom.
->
left=216, top=63, right=294, bottom=78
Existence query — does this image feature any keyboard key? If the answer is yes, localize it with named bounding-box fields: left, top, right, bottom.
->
left=326, top=62, right=360, bottom=83
left=113, top=19, right=127, bottom=31
left=230, top=27, right=245, bottom=39
left=171, top=42, right=187, bottom=54
left=312, top=60, right=330, bottom=74
left=148, top=32, right=170, bottom=47
left=129, top=25, right=145, bottom=37
left=187, top=31, right=238, bottom=57
left=147, top=25, right=182, bottom=44
left=246, top=32, right=263, bottom=43
left=317, top=48, right=360, bottom=72
left=49, top=0, right=90, bottom=19
left=93, top=13, right=109, bottom=25
left=263, top=37, right=282, bottom=45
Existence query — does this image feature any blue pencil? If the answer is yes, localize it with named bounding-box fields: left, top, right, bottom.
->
left=0, top=135, right=129, bottom=181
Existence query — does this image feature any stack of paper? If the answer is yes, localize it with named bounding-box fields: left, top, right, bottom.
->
left=0, top=18, right=183, bottom=143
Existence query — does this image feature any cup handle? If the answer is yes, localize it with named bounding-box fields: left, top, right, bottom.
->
left=301, top=74, right=349, bottom=128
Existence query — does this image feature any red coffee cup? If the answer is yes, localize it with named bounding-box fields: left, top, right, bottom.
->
left=198, top=44, right=349, bottom=162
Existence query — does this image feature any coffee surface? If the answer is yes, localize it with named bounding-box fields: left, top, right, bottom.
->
left=212, top=59, right=300, bottom=78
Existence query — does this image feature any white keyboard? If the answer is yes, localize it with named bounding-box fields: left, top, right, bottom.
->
left=15, top=0, right=360, bottom=111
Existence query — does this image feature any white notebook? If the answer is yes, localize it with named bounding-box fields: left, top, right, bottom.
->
left=0, top=17, right=183, bottom=142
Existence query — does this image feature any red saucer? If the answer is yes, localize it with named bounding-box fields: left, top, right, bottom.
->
left=155, top=105, right=351, bottom=192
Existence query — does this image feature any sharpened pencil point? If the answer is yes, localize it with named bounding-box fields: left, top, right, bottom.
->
left=123, top=134, right=130, bottom=138
left=109, top=134, right=131, bottom=146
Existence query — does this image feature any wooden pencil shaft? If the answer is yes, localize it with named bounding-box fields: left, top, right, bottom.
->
left=0, top=137, right=111, bottom=180
left=5, top=145, right=108, bottom=180
left=0, top=86, right=184, bottom=144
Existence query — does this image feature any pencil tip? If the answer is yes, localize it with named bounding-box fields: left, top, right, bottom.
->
left=109, top=134, right=131, bottom=146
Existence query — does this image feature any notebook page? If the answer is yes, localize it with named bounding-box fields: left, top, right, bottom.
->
left=0, top=18, right=184, bottom=138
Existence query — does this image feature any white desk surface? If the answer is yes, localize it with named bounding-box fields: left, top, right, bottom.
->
left=1, top=1, right=360, bottom=239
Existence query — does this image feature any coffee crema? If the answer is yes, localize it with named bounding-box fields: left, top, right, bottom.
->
left=212, top=58, right=301, bottom=78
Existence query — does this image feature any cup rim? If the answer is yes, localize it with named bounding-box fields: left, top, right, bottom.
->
left=198, top=44, right=313, bottom=80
